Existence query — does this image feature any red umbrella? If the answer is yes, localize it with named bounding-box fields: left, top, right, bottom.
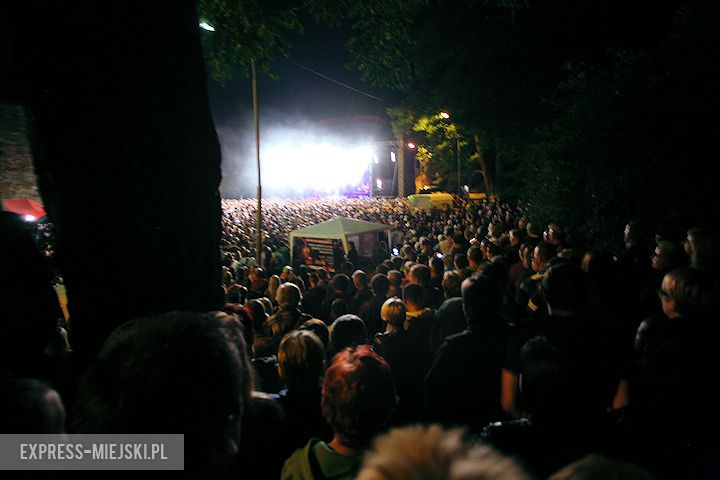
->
left=2, top=198, right=47, bottom=220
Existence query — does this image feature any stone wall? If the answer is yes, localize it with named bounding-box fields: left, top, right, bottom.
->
left=0, top=104, right=41, bottom=201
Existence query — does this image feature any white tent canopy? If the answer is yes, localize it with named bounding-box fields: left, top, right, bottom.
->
left=289, top=217, right=391, bottom=262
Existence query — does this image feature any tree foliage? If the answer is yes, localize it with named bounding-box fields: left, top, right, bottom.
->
left=517, top=2, right=720, bottom=249
left=196, top=0, right=302, bottom=81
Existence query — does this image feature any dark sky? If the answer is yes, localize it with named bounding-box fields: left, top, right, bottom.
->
left=205, top=19, right=397, bottom=196
left=206, top=20, right=395, bottom=138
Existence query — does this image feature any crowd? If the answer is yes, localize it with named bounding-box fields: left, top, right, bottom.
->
left=1, top=196, right=719, bottom=479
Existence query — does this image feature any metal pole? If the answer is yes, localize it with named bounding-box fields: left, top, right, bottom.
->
left=252, top=59, right=262, bottom=266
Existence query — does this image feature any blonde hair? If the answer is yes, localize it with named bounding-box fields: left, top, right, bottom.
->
left=380, top=297, right=406, bottom=329
left=358, top=425, right=529, bottom=480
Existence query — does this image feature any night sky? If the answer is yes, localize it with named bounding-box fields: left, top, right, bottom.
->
left=206, top=18, right=397, bottom=197
left=206, top=20, right=395, bottom=137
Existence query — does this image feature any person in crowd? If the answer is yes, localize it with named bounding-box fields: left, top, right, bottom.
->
left=374, top=298, right=432, bottom=425
left=387, top=270, right=403, bottom=298
left=402, top=283, right=435, bottom=347
left=266, top=283, right=312, bottom=341
left=302, top=272, right=326, bottom=319
left=428, top=255, right=445, bottom=289
left=328, top=315, right=368, bottom=359
left=245, top=299, right=272, bottom=356
left=635, top=266, right=719, bottom=364
left=429, top=270, right=465, bottom=354
left=425, top=274, right=508, bottom=432
left=1, top=212, right=67, bottom=383
left=409, top=264, right=444, bottom=309
left=330, top=298, right=352, bottom=323
left=618, top=219, right=653, bottom=301
left=250, top=267, right=269, bottom=294
left=320, top=274, right=353, bottom=324
left=298, top=318, right=330, bottom=351
left=450, top=233, right=469, bottom=257
left=272, top=331, right=332, bottom=458
left=281, top=345, right=397, bottom=480
left=485, top=337, right=621, bottom=477
left=453, top=252, right=473, bottom=280
left=279, top=266, right=295, bottom=283
left=515, top=241, right=555, bottom=318
left=544, top=223, right=568, bottom=252
left=72, top=311, right=251, bottom=478
left=525, top=222, right=542, bottom=247
left=501, top=263, right=627, bottom=420
left=351, top=270, right=373, bottom=312
left=346, top=241, right=359, bottom=267
left=0, top=378, right=66, bottom=433
left=357, top=273, right=391, bottom=339
left=628, top=268, right=720, bottom=479
left=684, top=227, right=718, bottom=271
left=358, top=425, right=529, bottom=480
left=467, top=245, right=484, bottom=271
left=266, top=274, right=282, bottom=307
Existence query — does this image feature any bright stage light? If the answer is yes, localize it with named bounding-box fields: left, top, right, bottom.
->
left=199, top=22, right=215, bottom=32
left=23, top=215, right=36, bottom=222
left=262, top=141, right=373, bottom=193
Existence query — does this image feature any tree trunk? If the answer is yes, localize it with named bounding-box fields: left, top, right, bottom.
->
left=8, top=1, right=224, bottom=366
left=473, top=134, right=494, bottom=194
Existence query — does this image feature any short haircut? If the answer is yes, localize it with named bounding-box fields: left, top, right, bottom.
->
left=442, top=270, right=462, bottom=298
left=486, top=242, right=503, bottom=258
left=402, top=283, right=425, bottom=307
left=461, top=274, right=503, bottom=328
left=381, top=297, right=407, bottom=329
left=73, top=311, right=250, bottom=473
left=661, top=267, right=719, bottom=317
left=353, top=270, right=369, bottom=288
left=429, top=256, right=444, bottom=275
left=387, top=270, right=403, bottom=287
left=330, top=274, right=351, bottom=293
left=298, top=318, right=330, bottom=349
left=454, top=254, right=470, bottom=270
left=331, top=298, right=351, bottom=319
left=410, top=264, right=431, bottom=285
left=322, top=345, right=397, bottom=448
left=358, top=425, right=529, bottom=480
left=276, top=282, right=302, bottom=309
left=278, top=330, right=325, bottom=391
left=542, top=263, right=591, bottom=315
left=330, top=314, right=368, bottom=351
left=467, top=245, right=483, bottom=265
left=245, top=299, right=268, bottom=333
left=535, top=242, right=557, bottom=263
left=370, top=273, right=391, bottom=297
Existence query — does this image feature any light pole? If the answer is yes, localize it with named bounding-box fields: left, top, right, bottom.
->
left=252, top=59, right=262, bottom=266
